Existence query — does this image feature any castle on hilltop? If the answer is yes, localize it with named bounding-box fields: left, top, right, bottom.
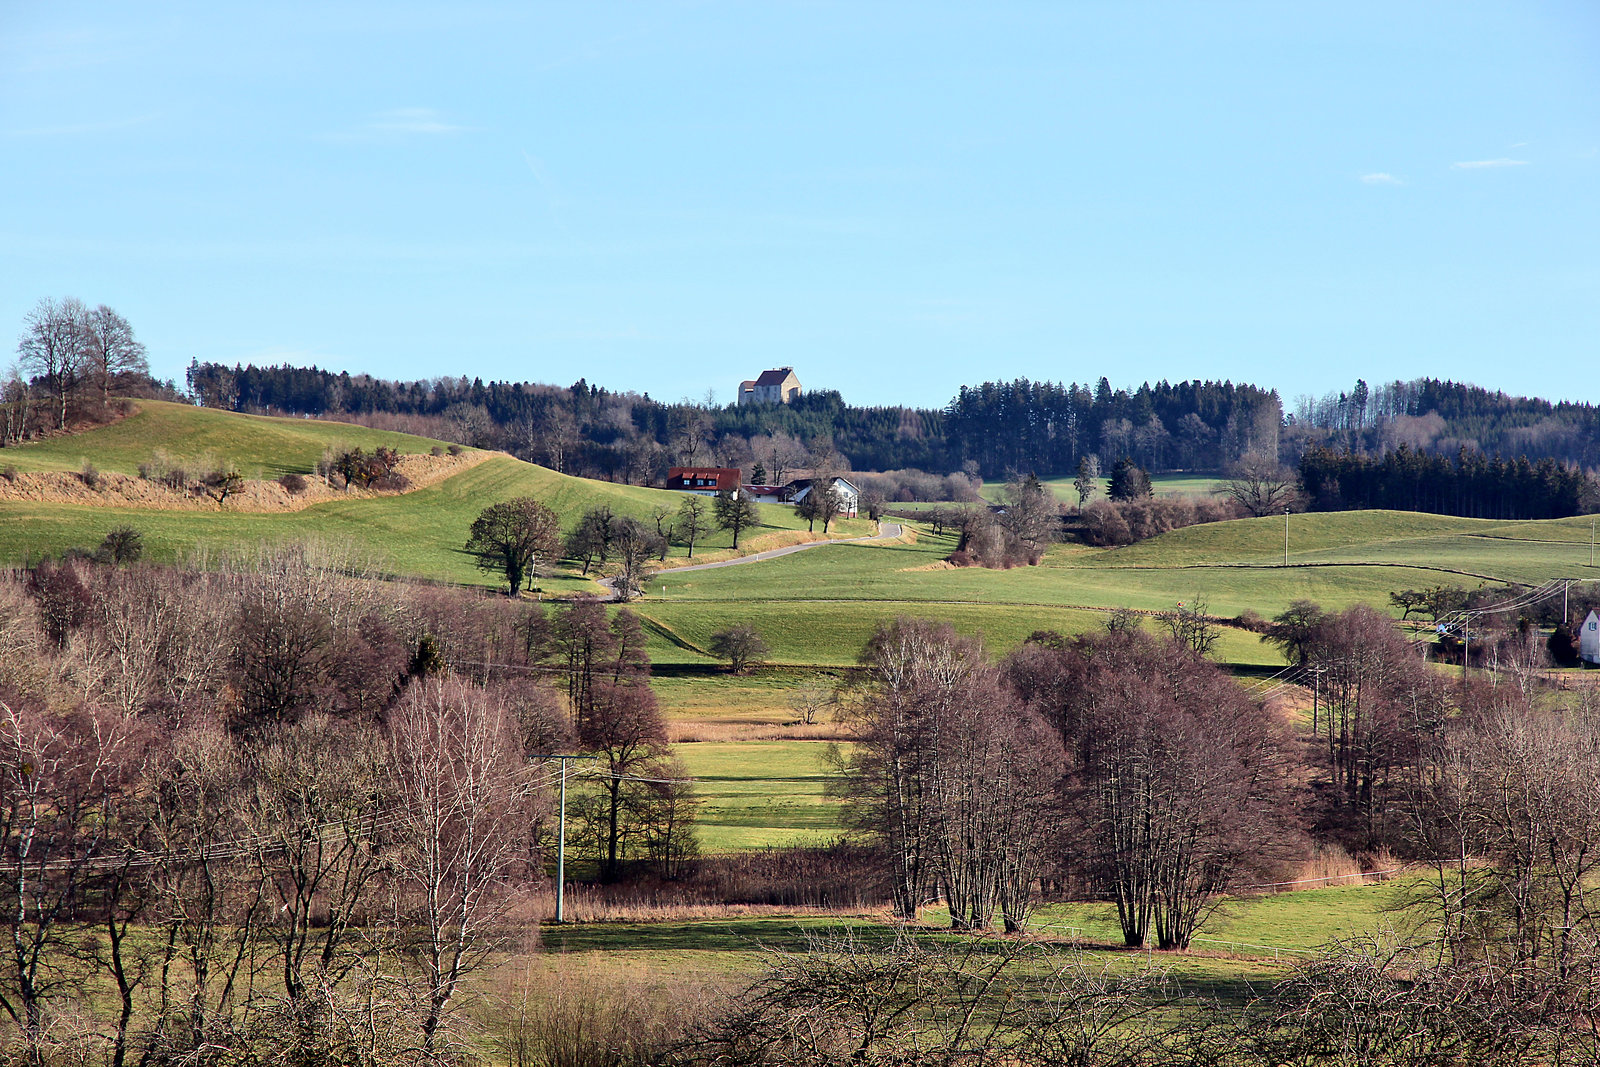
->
left=738, top=367, right=801, bottom=405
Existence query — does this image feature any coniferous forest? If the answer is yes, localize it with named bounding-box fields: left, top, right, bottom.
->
left=170, top=361, right=1600, bottom=519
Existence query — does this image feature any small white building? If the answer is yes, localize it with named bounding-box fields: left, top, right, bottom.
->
left=1580, top=610, right=1600, bottom=665
left=787, top=476, right=860, bottom=517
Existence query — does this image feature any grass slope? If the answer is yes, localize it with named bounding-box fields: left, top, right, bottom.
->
left=646, top=510, right=1591, bottom=620
left=982, top=472, right=1227, bottom=503
left=0, top=458, right=870, bottom=584
left=0, top=400, right=455, bottom=477
left=534, top=879, right=1410, bottom=990
left=674, top=741, right=844, bottom=851
left=1, top=408, right=871, bottom=583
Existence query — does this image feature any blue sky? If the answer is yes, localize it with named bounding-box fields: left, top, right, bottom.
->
left=3, top=2, right=1596, bottom=410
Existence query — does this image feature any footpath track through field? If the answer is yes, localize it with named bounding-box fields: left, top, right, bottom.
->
left=656, top=523, right=905, bottom=574
left=600, top=523, right=904, bottom=599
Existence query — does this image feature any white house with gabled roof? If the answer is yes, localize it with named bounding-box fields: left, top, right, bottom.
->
left=787, top=476, right=860, bottom=517
left=1580, top=610, right=1600, bottom=665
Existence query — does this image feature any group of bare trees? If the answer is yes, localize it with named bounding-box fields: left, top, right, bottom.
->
left=913, top=476, right=1063, bottom=569
left=685, top=925, right=1595, bottom=1066
left=8, top=297, right=149, bottom=441
left=835, top=620, right=1061, bottom=932
left=836, top=619, right=1290, bottom=946
left=551, top=601, right=697, bottom=880
left=1257, top=597, right=1600, bottom=1004
left=1259, top=601, right=1456, bottom=848
left=468, top=492, right=772, bottom=605
left=1408, top=692, right=1600, bottom=984
left=0, top=547, right=696, bottom=1062
left=1006, top=627, right=1294, bottom=948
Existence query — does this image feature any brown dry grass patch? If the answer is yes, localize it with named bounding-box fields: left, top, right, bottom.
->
left=899, top=559, right=957, bottom=572
left=0, top=449, right=489, bottom=513
left=669, top=720, right=856, bottom=743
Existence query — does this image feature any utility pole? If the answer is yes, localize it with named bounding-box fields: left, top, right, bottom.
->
left=1309, top=665, right=1324, bottom=736
left=1591, top=517, right=1594, bottom=567
left=1461, top=614, right=1470, bottom=682
left=528, top=754, right=596, bottom=923
left=1284, top=507, right=1290, bottom=567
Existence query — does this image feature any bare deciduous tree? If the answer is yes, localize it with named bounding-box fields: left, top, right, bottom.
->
left=0, top=697, right=140, bottom=1047
left=1, top=365, right=28, bottom=445
left=714, top=490, right=759, bottom=549
left=1073, top=455, right=1100, bottom=507
left=245, top=716, right=390, bottom=1005
left=466, top=497, right=562, bottom=595
left=142, top=722, right=265, bottom=1055
left=387, top=677, right=533, bottom=1057
left=565, top=505, right=616, bottom=578
left=608, top=516, right=665, bottom=601
left=1155, top=597, right=1219, bottom=657
left=573, top=681, right=673, bottom=881
left=83, top=304, right=148, bottom=409
left=998, top=473, right=1060, bottom=552
left=786, top=676, right=837, bottom=725
left=676, top=494, right=712, bottom=559
left=16, top=296, right=89, bottom=430
left=1222, top=450, right=1302, bottom=517
left=709, top=624, right=770, bottom=674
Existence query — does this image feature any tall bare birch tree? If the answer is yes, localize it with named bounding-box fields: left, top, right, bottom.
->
left=386, top=678, right=532, bottom=1058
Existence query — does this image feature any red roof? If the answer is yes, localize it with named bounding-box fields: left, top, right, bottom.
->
left=666, top=467, right=740, bottom=491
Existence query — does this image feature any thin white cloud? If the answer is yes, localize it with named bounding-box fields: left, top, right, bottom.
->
left=365, top=108, right=469, bottom=135
left=1360, top=172, right=1402, bottom=185
left=1452, top=158, right=1530, bottom=169
left=4, top=113, right=159, bottom=138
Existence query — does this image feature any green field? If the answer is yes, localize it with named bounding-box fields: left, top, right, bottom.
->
left=675, top=741, right=844, bottom=851
left=0, top=403, right=872, bottom=580
left=982, top=471, right=1227, bottom=504
left=0, top=399, right=454, bottom=478
left=637, top=599, right=1280, bottom=668
left=535, top=877, right=1410, bottom=989
left=625, top=505, right=1595, bottom=855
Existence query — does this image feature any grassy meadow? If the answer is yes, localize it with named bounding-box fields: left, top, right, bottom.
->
left=0, top=399, right=451, bottom=478
left=674, top=741, right=844, bottom=851
left=529, top=877, right=1412, bottom=993
left=0, top=402, right=872, bottom=583
left=982, top=471, right=1228, bottom=503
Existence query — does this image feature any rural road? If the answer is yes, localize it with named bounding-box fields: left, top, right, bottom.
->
left=599, top=522, right=904, bottom=599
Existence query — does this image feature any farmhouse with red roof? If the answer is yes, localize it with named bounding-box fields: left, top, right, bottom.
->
left=666, top=467, right=742, bottom=497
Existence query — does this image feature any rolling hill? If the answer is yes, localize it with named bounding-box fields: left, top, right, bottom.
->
left=5, top=400, right=1592, bottom=658
left=0, top=401, right=873, bottom=589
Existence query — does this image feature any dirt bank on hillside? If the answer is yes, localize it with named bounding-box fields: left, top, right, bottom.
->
left=0, top=450, right=491, bottom=513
